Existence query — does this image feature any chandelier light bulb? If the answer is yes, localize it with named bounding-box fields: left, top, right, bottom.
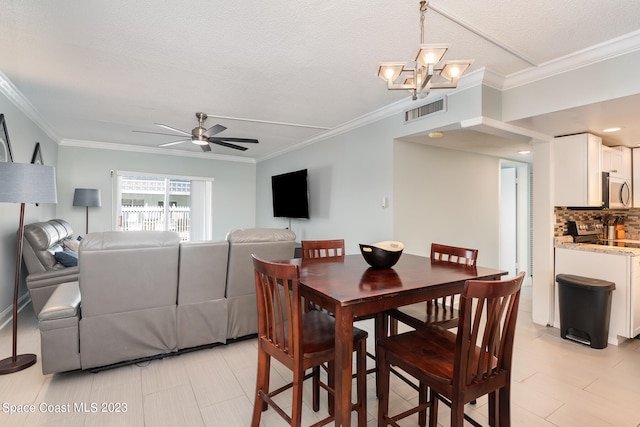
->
left=384, top=68, right=395, bottom=80
left=449, top=66, right=460, bottom=78
left=424, top=52, right=436, bottom=64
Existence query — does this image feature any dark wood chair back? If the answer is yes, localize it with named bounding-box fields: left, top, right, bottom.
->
left=253, top=255, right=301, bottom=361
left=427, top=243, right=479, bottom=325
left=301, top=239, right=345, bottom=259
left=431, top=243, right=478, bottom=266
left=456, top=272, right=523, bottom=391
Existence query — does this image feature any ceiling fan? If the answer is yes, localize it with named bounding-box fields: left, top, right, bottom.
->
left=133, top=112, right=259, bottom=152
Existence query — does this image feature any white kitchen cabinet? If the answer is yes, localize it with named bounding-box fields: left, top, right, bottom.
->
left=555, top=247, right=640, bottom=345
left=553, top=133, right=602, bottom=207
left=602, top=145, right=631, bottom=179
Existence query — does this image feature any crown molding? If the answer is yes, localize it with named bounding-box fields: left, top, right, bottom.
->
left=60, top=139, right=256, bottom=164
left=504, top=29, right=640, bottom=90
left=257, top=72, right=487, bottom=163
left=0, top=71, right=61, bottom=143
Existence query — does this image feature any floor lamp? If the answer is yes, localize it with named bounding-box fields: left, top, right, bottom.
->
left=0, top=162, right=57, bottom=374
left=73, top=188, right=101, bottom=234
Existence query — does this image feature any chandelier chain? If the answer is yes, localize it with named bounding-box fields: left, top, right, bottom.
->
left=419, top=0, right=428, bottom=44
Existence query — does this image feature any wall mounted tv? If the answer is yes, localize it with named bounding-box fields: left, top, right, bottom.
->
left=271, top=169, right=309, bottom=219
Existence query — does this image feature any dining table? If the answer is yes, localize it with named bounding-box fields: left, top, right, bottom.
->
left=293, top=253, right=508, bottom=427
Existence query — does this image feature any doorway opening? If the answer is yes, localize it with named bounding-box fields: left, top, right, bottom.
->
left=500, top=160, right=530, bottom=283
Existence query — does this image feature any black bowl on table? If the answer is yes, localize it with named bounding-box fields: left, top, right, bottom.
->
left=359, top=241, right=404, bottom=268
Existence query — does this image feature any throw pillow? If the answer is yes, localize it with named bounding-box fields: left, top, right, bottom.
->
left=55, top=249, right=78, bottom=267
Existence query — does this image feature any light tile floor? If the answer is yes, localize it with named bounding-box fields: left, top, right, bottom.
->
left=1, top=286, right=640, bottom=426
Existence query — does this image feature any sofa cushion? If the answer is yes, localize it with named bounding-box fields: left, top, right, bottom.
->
left=55, top=249, right=78, bottom=267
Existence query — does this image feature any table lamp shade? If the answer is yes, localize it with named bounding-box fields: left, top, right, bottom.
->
left=73, top=188, right=101, bottom=207
left=0, top=163, right=57, bottom=204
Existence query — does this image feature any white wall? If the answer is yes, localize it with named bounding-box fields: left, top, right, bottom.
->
left=393, top=141, right=502, bottom=267
left=56, top=145, right=257, bottom=241
left=255, top=116, right=396, bottom=253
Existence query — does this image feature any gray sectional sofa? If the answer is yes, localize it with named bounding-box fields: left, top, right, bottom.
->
left=32, top=227, right=295, bottom=374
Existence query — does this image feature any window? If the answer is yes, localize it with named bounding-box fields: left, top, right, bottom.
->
left=113, top=172, right=213, bottom=241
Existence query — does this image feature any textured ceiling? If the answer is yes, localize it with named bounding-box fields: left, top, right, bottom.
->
left=1, top=0, right=640, bottom=161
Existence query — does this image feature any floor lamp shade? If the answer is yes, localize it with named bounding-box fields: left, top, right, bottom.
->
left=0, top=163, right=58, bottom=204
left=0, top=162, right=57, bottom=374
left=73, top=188, right=101, bottom=234
left=73, top=188, right=101, bottom=208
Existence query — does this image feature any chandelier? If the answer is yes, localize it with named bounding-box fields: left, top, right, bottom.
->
left=378, top=0, right=473, bottom=100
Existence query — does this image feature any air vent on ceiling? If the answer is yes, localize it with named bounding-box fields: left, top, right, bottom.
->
left=404, top=98, right=445, bottom=122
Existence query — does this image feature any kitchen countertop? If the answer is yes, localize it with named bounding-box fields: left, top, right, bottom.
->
left=555, top=236, right=640, bottom=256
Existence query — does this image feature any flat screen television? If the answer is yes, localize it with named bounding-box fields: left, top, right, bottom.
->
left=271, top=169, right=309, bottom=219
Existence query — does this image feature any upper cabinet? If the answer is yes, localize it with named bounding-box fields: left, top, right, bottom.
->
left=553, top=133, right=603, bottom=207
left=602, top=145, right=632, bottom=180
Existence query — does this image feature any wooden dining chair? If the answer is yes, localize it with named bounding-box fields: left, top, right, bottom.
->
left=388, top=243, right=479, bottom=334
left=377, top=272, right=525, bottom=427
left=301, top=239, right=345, bottom=314
left=301, top=238, right=378, bottom=405
left=301, top=239, right=345, bottom=259
left=251, top=254, right=368, bottom=427
left=301, top=239, right=380, bottom=381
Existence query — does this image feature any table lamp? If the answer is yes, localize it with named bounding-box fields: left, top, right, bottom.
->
left=73, top=188, right=101, bottom=234
left=0, top=162, right=57, bottom=374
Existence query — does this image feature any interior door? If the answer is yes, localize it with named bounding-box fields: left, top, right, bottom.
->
left=500, top=167, right=517, bottom=276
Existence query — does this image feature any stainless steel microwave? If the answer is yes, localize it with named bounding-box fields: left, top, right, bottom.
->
left=602, top=172, right=631, bottom=209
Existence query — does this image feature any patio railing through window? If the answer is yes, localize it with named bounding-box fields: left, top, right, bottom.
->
left=121, top=206, right=190, bottom=241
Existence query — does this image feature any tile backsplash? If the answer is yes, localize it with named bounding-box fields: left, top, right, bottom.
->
left=555, top=207, right=640, bottom=239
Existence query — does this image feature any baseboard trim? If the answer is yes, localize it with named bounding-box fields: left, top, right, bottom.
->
left=0, top=294, right=32, bottom=331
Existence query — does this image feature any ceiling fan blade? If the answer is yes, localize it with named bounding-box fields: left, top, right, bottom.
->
left=210, top=140, right=249, bottom=151
left=155, top=123, right=191, bottom=136
left=159, top=139, right=190, bottom=147
left=133, top=130, right=187, bottom=137
left=208, top=136, right=259, bottom=144
left=200, top=144, right=212, bottom=152
left=203, top=124, right=227, bottom=138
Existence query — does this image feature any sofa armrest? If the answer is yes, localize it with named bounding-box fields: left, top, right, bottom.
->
left=38, top=281, right=81, bottom=321
left=27, top=266, right=79, bottom=290
left=27, top=267, right=80, bottom=316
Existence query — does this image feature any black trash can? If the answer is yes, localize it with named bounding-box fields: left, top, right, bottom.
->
left=556, top=274, right=615, bottom=349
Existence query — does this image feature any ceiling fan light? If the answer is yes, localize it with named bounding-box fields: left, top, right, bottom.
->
left=191, top=136, right=209, bottom=146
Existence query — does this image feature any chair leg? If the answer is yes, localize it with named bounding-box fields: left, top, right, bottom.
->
left=498, top=385, right=511, bottom=427
left=376, top=347, right=390, bottom=427
left=450, top=397, right=464, bottom=427
left=428, top=389, right=438, bottom=427
left=251, top=350, right=270, bottom=427
left=312, top=366, right=320, bottom=412
left=291, top=368, right=304, bottom=427
left=327, top=361, right=335, bottom=415
left=374, top=312, right=388, bottom=397
left=418, top=381, right=428, bottom=427
left=356, top=338, right=367, bottom=427
left=389, top=317, right=398, bottom=336
left=488, top=391, right=497, bottom=426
